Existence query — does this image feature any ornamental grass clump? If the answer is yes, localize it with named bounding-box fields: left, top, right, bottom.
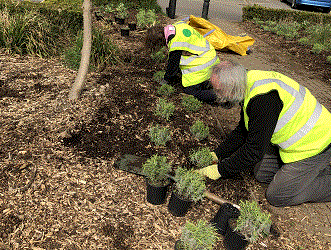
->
left=157, top=84, right=175, bottom=97
left=142, top=154, right=172, bottom=186
left=137, top=9, right=157, bottom=29
left=116, top=2, right=128, bottom=19
left=181, top=95, right=203, bottom=112
left=189, top=147, right=214, bottom=169
left=178, top=220, right=219, bottom=250
left=154, top=98, right=175, bottom=121
left=190, top=120, right=209, bottom=141
left=234, top=200, right=272, bottom=242
left=149, top=125, right=171, bottom=146
left=173, top=167, right=206, bottom=202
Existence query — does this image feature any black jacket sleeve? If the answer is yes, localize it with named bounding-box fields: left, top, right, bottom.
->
left=164, top=50, right=182, bottom=83
left=216, top=90, right=283, bottom=177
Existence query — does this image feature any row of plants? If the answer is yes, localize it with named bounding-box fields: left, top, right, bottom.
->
left=251, top=17, right=331, bottom=62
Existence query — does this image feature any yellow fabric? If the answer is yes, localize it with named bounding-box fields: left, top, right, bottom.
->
left=196, top=164, right=221, bottom=180
left=187, top=15, right=255, bottom=56
left=244, top=70, right=331, bottom=163
left=168, top=22, right=220, bottom=87
left=211, top=152, right=218, bottom=164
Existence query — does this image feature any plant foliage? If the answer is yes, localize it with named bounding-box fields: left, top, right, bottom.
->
left=154, top=98, right=175, bottom=121
left=157, top=84, right=175, bottom=97
left=116, top=2, right=128, bottom=19
left=150, top=46, right=167, bottom=62
left=179, top=220, right=218, bottom=250
left=189, top=147, right=214, bottom=169
left=190, top=120, right=209, bottom=141
left=149, top=125, right=171, bottom=146
left=137, top=8, right=157, bottom=29
left=181, top=95, right=203, bottom=112
left=173, top=167, right=205, bottom=202
left=153, top=70, right=165, bottom=82
left=235, top=200, right=272, bottom=242
left=142, top=154, right=172, bottom=186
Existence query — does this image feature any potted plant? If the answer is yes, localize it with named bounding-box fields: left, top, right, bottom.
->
left=120, top=26, right=130, bottom=37
left=115, top=3, right=128, bottom=25
left=142, top=154, right=172, bottom=205
left=168, top=167, right=206, bottom=217
left=175, top=220, right=219, bottom=250
left=128, top=22, right=137, bottom=31
left=136, top=8, right=157, bottom=29
left=223, top=200, right=272, bottom=250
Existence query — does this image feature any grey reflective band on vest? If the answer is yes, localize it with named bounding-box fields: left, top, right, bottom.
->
left=250, top=78, right=322, bottom=149
left=180, top=40, right=211, bottom=65
left=203, top=29, right=215, bottom=38
left=181, top=55, right=218, bottom=74
left=171, top=39, right=210, bottom=52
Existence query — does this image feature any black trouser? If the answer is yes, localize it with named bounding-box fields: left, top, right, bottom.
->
left=183, top=80, right=218, bottom=104
left=254, top=143, right=331, bottom=207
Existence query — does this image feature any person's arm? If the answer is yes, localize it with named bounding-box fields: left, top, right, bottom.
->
left=217, top=90, right=283, bottom=177
left=164, top=50, right=182, bottom=84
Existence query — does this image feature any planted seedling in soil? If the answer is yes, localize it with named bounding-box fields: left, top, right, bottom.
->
left=181, top=95, right=202, bottom=112
left=234, top=200, right=272, bottom=242
left=173, top=167, right=206, bottom=202
left=190, top=120, right=209, bottom=141
left=149, top=124, right=171, bottom=146
left=136, top=8, right=157, bottom=29
left=157, top=84, right=175, bottom=97
left=142, top=154, right=172, bottom=186
left=150, top=47, right=167, bottom=63
left=153, top=70, right=165, bottom=83
left=176, top=219, right=219, bottom=250
left=154, top=98, right=175, bottom=121
left=189, top=147, right=214, bottom=169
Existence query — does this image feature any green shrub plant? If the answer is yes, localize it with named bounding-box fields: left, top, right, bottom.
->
left=181, top=95, right=202, bottom=112
left=154, top=98, right=175, bottom=121
left=137, top=8, right=157, bottom=29
left=234, top=200, right=272, bottom=242
left=177, top=220, right=218, bottom=250
left=142, top=154, right=172, bottom=186
left=173, top=167, right=205, bottom=202
left=157, top=84, right=175, bottom=97
left=190, top=120, right=209, bottom=141
left=189, top=147, right=214, bottom=169
left=115, top=2, right=128, bottom=19
left=149, top=124, right=171, bottom=146
left=153, top=70, right=165, bottom=82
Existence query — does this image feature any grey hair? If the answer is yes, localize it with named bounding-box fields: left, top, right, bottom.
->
left=211, top=60, right=247, bottom=103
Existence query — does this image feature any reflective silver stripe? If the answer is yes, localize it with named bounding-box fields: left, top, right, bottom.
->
left=203, top=29, right=215, bottom=38
left=279, top=102, right=322, bottom=149
left=171, top=39, right=210, bottom=52
left=182, top=55, right=218, bottom=74
left=275, top=85, right=306, bottom=133
left=250, top=78, right=322, bottom=149
left=180, top=17, right=190, bottom=21
left=180, top=41, right=211, bottom=65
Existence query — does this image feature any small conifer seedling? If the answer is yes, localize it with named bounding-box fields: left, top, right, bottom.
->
left=154, top=98, right=175, bottom=121
left=181, top=95, right=202, bottom=112
left=189, top=147, right=214, bottom=169
left=157, top=84, right=175, bottom=97
left=173, top=167, right=206, bottom=202
left=149, top=125, right=171, bottom=146
left=234, top=200, right=272, bottom=242
left=153, top=71, right=165, bottom=83
left=190, top=120, right=209, bottom=141
left=178, top=219, right=219, bottom=250
left=142, top=154, right=172, bottom=186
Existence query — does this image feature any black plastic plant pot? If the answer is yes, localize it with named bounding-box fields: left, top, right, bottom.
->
left=167, top=191, right=193, bottom=217
left=146, top=179, right=169, bottom=205
left=128, top=23, right=137, bottom=31
left=120, top=28, right=130, bottom=37
left=210, top=203, right=240, bottom=236
left=174, top=240, right=184, bottom=250
left=115, top=16, right=125, bottom=25
left=223, top=223, right=249, bottom=250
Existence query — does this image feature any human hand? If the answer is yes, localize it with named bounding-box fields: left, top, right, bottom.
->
left=196, top=164, right=221, bottom=180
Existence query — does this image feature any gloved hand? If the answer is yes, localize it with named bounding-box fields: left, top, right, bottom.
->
left=211, top=152, right=218, bottom=164
left=159, top=78, right=168, bottom=86
left=210, top=203, right=240, bottom=236
left=196, top=164, right=221, bottom=180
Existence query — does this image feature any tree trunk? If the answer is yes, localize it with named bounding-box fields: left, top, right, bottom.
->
left=68, top=0, right=92, bottom=100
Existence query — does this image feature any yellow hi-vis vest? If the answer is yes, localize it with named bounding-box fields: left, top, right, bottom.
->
left=243, top=70, right=331, bottom=163
left=168, top=21, right=220, bottom=87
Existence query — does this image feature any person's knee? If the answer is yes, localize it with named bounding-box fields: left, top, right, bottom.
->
left=265, top=187, right=285, bottom=207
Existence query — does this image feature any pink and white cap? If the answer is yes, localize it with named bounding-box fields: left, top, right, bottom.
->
left=164, top=25, right=176, bottom=44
